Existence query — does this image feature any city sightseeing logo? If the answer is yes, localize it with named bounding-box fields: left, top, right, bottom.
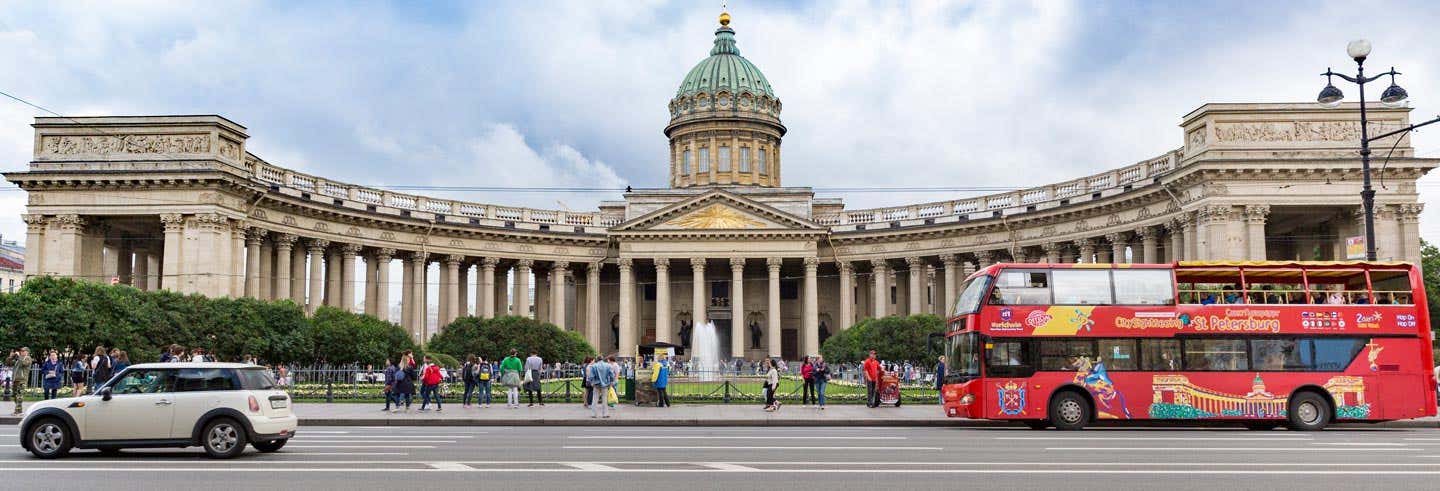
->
left=1025, top=310, right=1053, bottom=328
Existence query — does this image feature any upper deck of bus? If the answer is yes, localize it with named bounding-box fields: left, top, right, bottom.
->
left=948, top=260, right=1427, bottom=338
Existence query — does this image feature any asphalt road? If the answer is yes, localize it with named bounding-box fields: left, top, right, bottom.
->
left=5, top=424, right=1440, bottom=490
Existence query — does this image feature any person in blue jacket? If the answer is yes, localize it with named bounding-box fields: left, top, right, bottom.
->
left=40, top=351, right=62, bottom=400
left=653, top=355, right=672, bottom=408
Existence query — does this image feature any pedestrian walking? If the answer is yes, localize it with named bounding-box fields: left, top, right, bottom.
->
left=607, top=356, right=621, bottom=411
left=653, top=354, right=671, bottom=408
left=587, top=355, right=615, bottom=418
left=813, top=354, right=829, bottom=410
left=800, top=356, right=816, bottom=407
left=500, top=349, right=524, bottom=408
left=40, top=351, right=61, bottom=400
left=90, top=346, right=113, bottom=390
left=462, top=355, right=478, bottom=408
left=8, top=347, right=32, bottom=415
left=419, top=356, right=443, bottom=411
left=763, top=359, right=780, bottom=412
left=68, top=353, right=88, bottom=397
left=580, top=356, right=594, bottom=408
left=524, top=351, right=545, bottom=407
left=475, top=356, right=493, bottom=408
left=933, top=355, right=946, bottom=405
left=863, top=350, right=881, bottom=408
left=382, top=358, right=397, bottom=412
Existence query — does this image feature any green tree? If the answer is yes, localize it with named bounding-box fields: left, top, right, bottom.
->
left=427, top=315, right=596, bottom=363
left=309, top=306, right=414, bottom=365
left=1421, top=240, right=1440, bottom=339
left=820, top=314, right=945, bottom=364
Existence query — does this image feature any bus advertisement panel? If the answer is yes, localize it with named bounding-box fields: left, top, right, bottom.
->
left=940, top=261, right=1437, bottom=431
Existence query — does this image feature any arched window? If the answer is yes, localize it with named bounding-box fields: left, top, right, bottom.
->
left=718, top=146, right=731, bottom=172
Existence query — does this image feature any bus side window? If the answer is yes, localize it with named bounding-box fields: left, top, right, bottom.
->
left=1140, top=339, right=1181, bottom=371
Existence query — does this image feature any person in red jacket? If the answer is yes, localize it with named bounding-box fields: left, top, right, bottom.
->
left=419, top=355, right=444, bottom=412
left=800, top=357, right=816, bottom=407
left=863, top=350, right=881, bottom=408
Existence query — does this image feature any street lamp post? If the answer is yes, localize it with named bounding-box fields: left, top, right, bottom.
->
left=1315, top=39, right=1410, bottom=261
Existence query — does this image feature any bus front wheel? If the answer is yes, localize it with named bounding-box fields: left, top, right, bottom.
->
left=1287, top=391, right=1332, bottom=431
left=1049, top=392, right=1091, bottom=431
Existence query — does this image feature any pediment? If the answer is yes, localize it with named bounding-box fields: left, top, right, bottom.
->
left=612, top=190, right=823, bottom=233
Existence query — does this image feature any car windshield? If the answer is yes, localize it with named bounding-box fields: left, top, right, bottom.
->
left=945, top=332, right=982, bottom=383
left=236, top=368, right=278, bottom=390
left=952, top=275, right=991, bottom=316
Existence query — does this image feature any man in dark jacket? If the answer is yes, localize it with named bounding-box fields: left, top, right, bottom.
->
left=934, top=355, right=946, bottom=405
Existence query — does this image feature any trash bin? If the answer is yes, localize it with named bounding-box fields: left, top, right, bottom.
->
left=624, top=376, right=637, bottom=402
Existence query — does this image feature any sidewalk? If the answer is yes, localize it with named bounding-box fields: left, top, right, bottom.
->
left=4, top=401, right=1438, bottom=427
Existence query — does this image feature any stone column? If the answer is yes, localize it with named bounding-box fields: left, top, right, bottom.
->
left=1166, top=216, right=1184, bottom=262
left=373, top=249, right=394, bottom=322
left=321, top=247, right=338, bottom=306
left=244, top=229, right=264, bottom=297
left=410, top=252, right=429, bottom=341
left=1043, top=243, right=1062, bottom=264
left=259, top=240, right=274, bottom=299
left=497, top=264, right=511, bottom=315
left=766, top=257, right=782, bottom=359
left=480, top=258, right=498, bottom=318
left=1182, top=212, right=1199, bottom=260
left=618, top=258, right=636, bottom=359
left=438, top=254, right=458, bottom=326
left=534, top=265, right=550, bottom=323
left=229, top=224, right=245, bottom=296
left=585, top=262, right=601, bottom=346
left=940, top=255, right=958, bottom=317
left=690, top=258, right=707, bottom=327
left=1075, top=239, right=1094, bottom=264
left=651, top=258, right=671, bottom=343
left=401, top=257, right=414, bottom=331
left=306, top=239, right=329, bottom=313
left=1197, top=205, right=1232, bottom=260
left=132, top=248, right=150, bottom=291
left=160, top=213, right=184, bottom=291
left=515, top=259, right=533, bottom=318
left=1139, top=226, right=1159, bottom=263
left=458, top=263, right=469, bottom=317
left=21, top=215, right=45, bottom=279
left=1244, top=204, right=1270, bottom=261
left=871, top=259, right=888, bottom=318
left=906, top=257, right=923, bottom=315
left=115, top=244, right=133, bottom=286
left=1398, top=204, right=1425, bottom=263
left=364, top=253, right=379, bottom=316
left=1107, top=232, right=1129, bottom=263
left=839, top=261, right=855, bottom=330
left=802, top=257, right=819, bottom=358
left=340, top=244, right=362, bottom=313
left=289, top=243, right=306, bottom=304
left=551, top=263, right=568, bottom=328
left=273, top=234, right=296, bottom=301
left=729, top=257, right=745, bottom=358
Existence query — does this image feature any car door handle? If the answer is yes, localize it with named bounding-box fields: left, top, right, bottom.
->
left=155, top=400, right=173, bottom=406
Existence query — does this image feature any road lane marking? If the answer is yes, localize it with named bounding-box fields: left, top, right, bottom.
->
left=286, top=445, right=436, bottom=449
left=428, top=462, right=471, bottom=471
left=0, top=460, right=1437, bottom=467
left=3, top=467, right=1440, bottom=474
left=996, top=437, right=1312, bottom=441
left=1312, top=442, right=1407, bottom=446
left=565, top=462, right=619, bottom=471
left=561, top=446, right=942, bottom=450
left=704, top=463, right=758, bottom=471
left=1045, top=447, right=1421, bottom=452
left=567, top=436, right=906, bottom=440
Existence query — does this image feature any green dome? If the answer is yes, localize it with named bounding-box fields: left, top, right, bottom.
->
left=675, top=26, right=776, bottom=99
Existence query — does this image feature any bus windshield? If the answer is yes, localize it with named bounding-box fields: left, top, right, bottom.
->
left=952, top=275, right=991, bottom=317
left=946, top=332, right=982, bottom=383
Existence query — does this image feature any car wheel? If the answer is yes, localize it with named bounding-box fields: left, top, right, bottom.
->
left=1049, top=391, right=1090, bottom=431
left=201, top=418, right=249, bottom=459
left=1024, top=420, right=1049, bottom=430
left=27, top=419, right=72, bottom=459
left=97, top=447, right=122, bottom=456
left=1287, top=392, right=1332, bottom=431
left=252, top=439, right=287, bottom=453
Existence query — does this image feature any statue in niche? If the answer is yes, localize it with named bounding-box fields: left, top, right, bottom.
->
left=610, top=315, right=620, bottom=349
left=678, top=320, right=693, bottom=348
left=818, top=321, right=831, bottom=346
left=749, top=320, right=763, bottom=349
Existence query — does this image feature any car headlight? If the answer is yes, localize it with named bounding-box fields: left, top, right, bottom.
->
left=959, top=394, right=975, bottom=405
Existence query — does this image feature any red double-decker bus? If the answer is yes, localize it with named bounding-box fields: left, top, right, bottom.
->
left=940, top=261, right=1437, bottom=430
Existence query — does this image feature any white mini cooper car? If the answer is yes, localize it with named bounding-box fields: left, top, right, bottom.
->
left=18, top=362, right=297, bottom=459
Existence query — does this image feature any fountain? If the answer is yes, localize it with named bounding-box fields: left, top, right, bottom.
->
left=690, top=321, right=721, bottom=381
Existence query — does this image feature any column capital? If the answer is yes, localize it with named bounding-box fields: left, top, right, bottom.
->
left=444, top=254, right=465, bottom=265
left=244, top=227, right=268, bottom=244
left=481, top=256, right=501, bottom=267
left=869, top=258, right=888, bottom=269
left=729, top=257, right=746, bottom=270
left=341, top=243, right=365, bottom=256
left=375, top=247, right=396, bottom=260
left=939, top=254, right=958, bottom=266
left=273, top=233, right=298, bottom=249
left=306, top=238, right=331, bottom=253
left=1073, top=238, right=1093, bottom=249
left=586, top=261, right=603, bottom=273
left=803, top=256, right=820, bottom=268
left=552, top=262, right=569, bottom=273
left=690, top=257, right=706, bottom=269
left=1399, top=203, right=1425, bottom=222
left=21, top=213, right=47, bottom=227
left=1244, top=204, right=1271, bottom=223
left=1104, top=231, right=1129, bottom=244
left=159, top=213, right=184, bottom=231
left=1199, top=204, right=1234, bottom=224
left=408, top=250, right=428, bottom=263
left=515, top=258, right=534, bottom=269
left=974, top=251, right=993, bottom=262
left=653, top=257, right=670, bottom=269
left=767, top=257, right=784, bottom=270
left=1041, top=242, right=1063, bottom=253
left=904, top=256, right=923, bottom=268
left=1136, top=225, right=1159, bottom=240
left=839, top=261, right=854, bottom=273
left=618, top=257, right=634, bottom=268
left=53, top=213, right=87, bottom=231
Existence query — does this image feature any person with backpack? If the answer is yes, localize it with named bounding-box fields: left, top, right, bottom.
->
left=394, top=352, right=416, bottom=412
left=90, top=346, right=113, bottom=392
left=419, top=355, right=443, bottom=412
left=800, top=356, right=816, bottom=407
left=462, top=355, right=478, bottom=408
left=499, top=349, right=524, bottom=409
left=382, top=358, right=398, bottom=412
left=813, top=354, right=830, bottom=410
left=475, top=355, right=493, bottom=408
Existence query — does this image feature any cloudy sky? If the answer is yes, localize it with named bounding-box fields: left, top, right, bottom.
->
left=2, top=0, right=1440, bottom=247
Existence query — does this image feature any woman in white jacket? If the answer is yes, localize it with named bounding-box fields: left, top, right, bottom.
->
left=763, top=359, right=781, bottom=412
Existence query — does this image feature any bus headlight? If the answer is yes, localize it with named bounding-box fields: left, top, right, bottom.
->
left=959, top=394, right=975, bottom=405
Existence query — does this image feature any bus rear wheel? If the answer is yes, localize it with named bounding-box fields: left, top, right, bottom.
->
left=1049, top=392, right=1091, bottom=431
left=1286, top=392, right=1332, bottom=431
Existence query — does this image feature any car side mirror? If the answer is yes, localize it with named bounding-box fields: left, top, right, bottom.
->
left=99, top=386, right=112, bottom=401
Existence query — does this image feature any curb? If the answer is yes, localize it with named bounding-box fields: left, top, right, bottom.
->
left=3, top=416, right=1437, bottom=429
